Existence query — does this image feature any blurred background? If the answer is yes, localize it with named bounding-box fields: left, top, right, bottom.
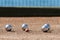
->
left=0, top=0, right=60, bottom=7
left=0, top=0, right=60, bottom=17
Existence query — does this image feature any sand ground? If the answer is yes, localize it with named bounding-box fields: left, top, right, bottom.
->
left=0, top=17, right=60, bottom=40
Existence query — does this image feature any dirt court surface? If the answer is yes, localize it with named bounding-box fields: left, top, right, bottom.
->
left=0, top=17, right=60, bottom=40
